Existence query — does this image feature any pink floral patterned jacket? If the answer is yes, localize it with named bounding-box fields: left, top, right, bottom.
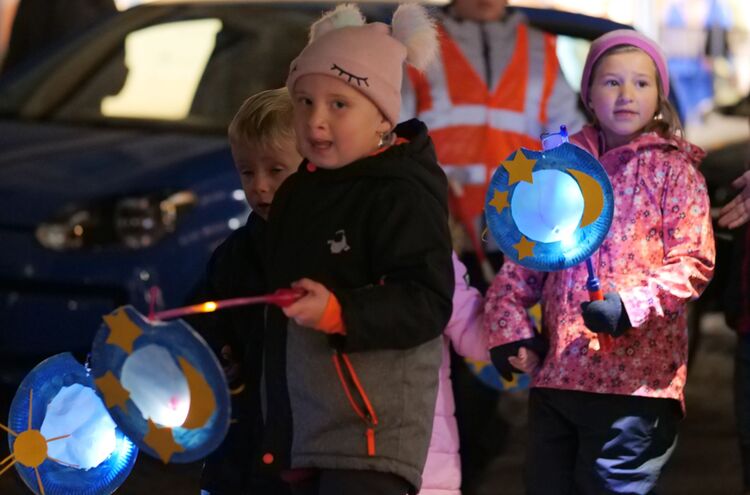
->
left=484, top=125, right=715, bottom=410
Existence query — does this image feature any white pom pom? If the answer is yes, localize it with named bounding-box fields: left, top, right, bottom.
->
left=391, top=3, right=438, bottom=71
left=309, top=3, right=366, bottom=42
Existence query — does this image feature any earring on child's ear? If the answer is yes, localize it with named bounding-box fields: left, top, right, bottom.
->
left=378, top=131, right=394, bottom=148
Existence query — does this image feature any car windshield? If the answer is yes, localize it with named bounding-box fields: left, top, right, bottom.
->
left=0, top=5, right=322, bottom=132
left=55, top=9, right=312, bottom=131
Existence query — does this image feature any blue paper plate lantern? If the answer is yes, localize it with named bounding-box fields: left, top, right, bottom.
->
left=90, top=305, right=230, bottom=464
left=485, top=142, right=614, bottom=271
left=6, top=353, right=137, bottom=495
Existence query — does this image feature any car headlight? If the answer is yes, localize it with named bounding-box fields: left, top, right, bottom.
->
left=36, top=191, right=196, bottom=250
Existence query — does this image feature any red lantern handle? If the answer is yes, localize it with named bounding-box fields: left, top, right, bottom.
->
left=264, top=288, right=306, bottom=308
left=585, top=259, right=613, bottom=352
left=150, top=288, right=307, bottom=321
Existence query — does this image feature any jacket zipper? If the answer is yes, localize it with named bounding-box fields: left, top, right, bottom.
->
left=481, top=22, right=492, bottom=89
left=332, top=350, right=379, bottom=456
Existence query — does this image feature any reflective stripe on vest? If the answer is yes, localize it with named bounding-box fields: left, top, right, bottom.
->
left=442, top=163, right=486, bottom=185
left=418, top=105, right=543, bottom=138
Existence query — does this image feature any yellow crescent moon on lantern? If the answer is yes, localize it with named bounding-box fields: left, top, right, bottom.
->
left=178, top=357, right=216, bottom=430
left=567, top=168, right=605, bottom=228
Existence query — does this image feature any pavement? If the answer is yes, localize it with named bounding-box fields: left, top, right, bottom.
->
left=0, top=312, right=743, bottom=494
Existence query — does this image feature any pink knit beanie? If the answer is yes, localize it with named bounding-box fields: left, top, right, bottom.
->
left=287, top=3, right=438, bottom=126
left=580, top=29, right=669, bottom=108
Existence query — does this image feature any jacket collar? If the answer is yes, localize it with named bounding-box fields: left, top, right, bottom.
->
left=575, top=125, right=705, bottom=166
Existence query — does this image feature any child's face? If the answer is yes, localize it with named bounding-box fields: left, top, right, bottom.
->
left=231, top=139, right=300, bottom=219
left=292, top=74, right=391, bottom=169
left=587, top=50, right=659, bottom=149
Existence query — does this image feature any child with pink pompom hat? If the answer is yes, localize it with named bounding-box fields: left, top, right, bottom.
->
left=260, top=4, right=458, bottom=495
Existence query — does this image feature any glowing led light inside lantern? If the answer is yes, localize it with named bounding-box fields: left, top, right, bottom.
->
left=120, top=344, right=190, bottom=427
left=511, top=169, right=584, bottom=243
left=201, top=301, right=217, bottom=313
left=39, top=383, right=117, bottom=470
left=559, top=230, right=578, bottom=250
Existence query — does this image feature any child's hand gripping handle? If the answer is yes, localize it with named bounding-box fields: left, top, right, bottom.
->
left=585, top=259, right=613, bottom=352
left=266, top=288, right=307, bottom=308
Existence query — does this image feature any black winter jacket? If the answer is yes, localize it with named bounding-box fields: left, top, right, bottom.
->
left=188, top=213, right=290, bottom=495
left=262, top=119, right=454, bottom=491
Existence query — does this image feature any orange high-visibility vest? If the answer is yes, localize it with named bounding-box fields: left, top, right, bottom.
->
left=408, top=23, right=560, bottom=219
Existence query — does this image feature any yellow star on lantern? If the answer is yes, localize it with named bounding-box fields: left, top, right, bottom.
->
left=500, top=373, right=519, bottom=388
left=488, top=189, right=509, bottom=213
left=103, top=308, right=143, bottom=354
left=501, top=150, right=536, bottom=185
left=464, top=358, right=490, bottom=375
left=513, top=236, right=536, bottom=260
left=95, top=371, right=130, bottom=411
left=143, top=420, right=184, bottom=464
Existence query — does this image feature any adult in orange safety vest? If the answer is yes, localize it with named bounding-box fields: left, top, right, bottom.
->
left=401, top=0, right=585, bottom=284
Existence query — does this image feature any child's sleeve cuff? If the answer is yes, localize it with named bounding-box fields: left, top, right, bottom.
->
left=316, top=292, right=346, bottom=335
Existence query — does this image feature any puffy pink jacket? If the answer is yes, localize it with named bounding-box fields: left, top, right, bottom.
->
left=419, top=253, right=488, bottom=495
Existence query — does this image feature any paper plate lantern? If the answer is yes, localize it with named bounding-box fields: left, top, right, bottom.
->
left=90, top=305, right=230, bottom=463
left=485, top=142, right=614, bottom=271
left=5, top=353, right=137, bottom=495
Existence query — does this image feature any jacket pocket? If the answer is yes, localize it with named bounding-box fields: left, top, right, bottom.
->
left=332, top=350, right=379, bottom=456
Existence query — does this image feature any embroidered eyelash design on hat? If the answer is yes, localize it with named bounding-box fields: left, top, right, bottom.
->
left=330, top=64, right=369, bottom=87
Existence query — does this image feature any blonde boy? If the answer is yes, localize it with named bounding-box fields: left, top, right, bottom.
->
left=198, top=87, right=299, bottom=495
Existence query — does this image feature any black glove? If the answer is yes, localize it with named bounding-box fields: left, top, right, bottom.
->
left=580, top=292, right=632, bottom=337
left=490, top=335, right=548, bottom=381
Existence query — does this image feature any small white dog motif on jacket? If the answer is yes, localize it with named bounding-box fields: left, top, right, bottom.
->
left=328, top=230, right=350, bottom=254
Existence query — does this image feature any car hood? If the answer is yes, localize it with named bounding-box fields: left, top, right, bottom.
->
left=0, top=119, right=229, bottom=227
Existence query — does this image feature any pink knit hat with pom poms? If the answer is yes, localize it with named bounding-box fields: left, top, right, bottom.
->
left=286, top=3, right=438, bottom=126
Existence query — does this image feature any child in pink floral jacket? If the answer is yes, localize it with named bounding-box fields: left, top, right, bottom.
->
left=484, top=30, right=715, bottom=494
